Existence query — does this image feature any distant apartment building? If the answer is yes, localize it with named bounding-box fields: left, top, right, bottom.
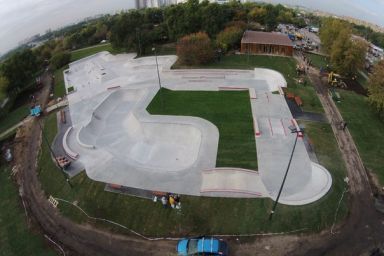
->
left=136, top=0, right=250, bottom=8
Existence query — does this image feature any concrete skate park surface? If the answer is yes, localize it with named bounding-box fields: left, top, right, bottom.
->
left=62, top=51, right=332, bottom=205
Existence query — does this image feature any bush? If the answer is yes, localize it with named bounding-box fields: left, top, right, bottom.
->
left=50, top=51, right=71, bottom=69
left=176, top=32, right=214, bottom=65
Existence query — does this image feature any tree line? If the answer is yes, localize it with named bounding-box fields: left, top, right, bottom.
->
left=0, top=0, right=307, bottom=96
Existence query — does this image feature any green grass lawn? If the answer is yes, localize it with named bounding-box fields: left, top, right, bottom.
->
left=0, top=105, right=29, bottom=136
left=336, top=90, right=384, bottom=184
left=307, top=53, right=329, bottom=70
left=53, top=65, right=67, bottom=98
left=174, top=54, right=323, bottom=113
left=139, top=43, right=176, bottom=57
left=0, top=167, right=56, bottom=256
left=37, top=97, right=347, bottom=236
left=147, top=89, right=257, bottom=169
left=70, top=43, right=124, bottom=62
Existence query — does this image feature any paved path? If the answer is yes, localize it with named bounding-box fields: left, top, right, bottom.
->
left=45, top=98, right=68, bottom=113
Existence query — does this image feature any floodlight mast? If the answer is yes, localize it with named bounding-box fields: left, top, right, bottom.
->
left=152, top=47, right=162, bottom=90
left=152, top=47, right=164, bottom=108
left=269, top=128, right=301, bottom=221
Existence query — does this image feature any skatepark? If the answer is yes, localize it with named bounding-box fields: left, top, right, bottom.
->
left=60, top=51, right=332, bottom=205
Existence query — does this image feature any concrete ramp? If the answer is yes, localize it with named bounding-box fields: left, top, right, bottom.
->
left=200, top=168, right=268, bottom=198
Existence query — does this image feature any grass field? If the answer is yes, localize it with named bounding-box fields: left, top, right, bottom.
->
left=70, top=43, right=116, bottom=62
left=140, top=43, right=177, bottom=57
left=307, top=53, right=329, bottom=70
left=0, top=105, right=29, bottom=136
left=174, top=55, right=323, bottom=113
left=0, top=167, right=56, bottom=256
left=53, top=65, right=67, bottom=98
left=147, top=89, right=257, bottom=169
left=336, top=90, right=384, bottom=184
left=37, top=97, right=347, bottom=236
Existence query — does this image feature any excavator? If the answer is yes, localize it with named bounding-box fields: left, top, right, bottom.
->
left=328, top=72, right=347, bottom=88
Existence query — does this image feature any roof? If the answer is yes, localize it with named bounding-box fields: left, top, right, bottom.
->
left=198, top=237, right=219, bottom=253
left=241, top=31, right=293, bottom=47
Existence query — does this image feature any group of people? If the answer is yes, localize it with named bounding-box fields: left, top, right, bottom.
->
left=154, top=193, right=181, bottom=209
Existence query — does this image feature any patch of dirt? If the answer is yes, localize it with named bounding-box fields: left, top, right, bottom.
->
left=341, top=78, right=368, bottom=96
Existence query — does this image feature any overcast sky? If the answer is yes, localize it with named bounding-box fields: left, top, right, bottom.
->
left=0, top=0, right=383, bottom=55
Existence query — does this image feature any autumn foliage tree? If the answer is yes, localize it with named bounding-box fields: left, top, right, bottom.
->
left=176, top=32, right=214, bottom=65
left=216, top=25, right=244, bottom=52
left=368, top=60, right=384, bottom=119
left=320, top=17, right=368, bottom=75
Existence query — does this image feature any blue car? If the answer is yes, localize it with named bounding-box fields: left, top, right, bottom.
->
left=177, top=236, right=229, bottom=255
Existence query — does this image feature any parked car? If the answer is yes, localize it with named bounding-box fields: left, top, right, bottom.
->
left=177, top=236, right=229, bottom=256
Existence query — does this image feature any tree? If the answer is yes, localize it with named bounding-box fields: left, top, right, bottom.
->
left=368, top=60, right=384, bottom=119
left=0, top=76, right=9, bottom=99
left=321, top=17, right=367, bottom=75
left=319, top=18, right=351, bottom=54
left=1, top=49, right=39, bottom=92
left=200, top=3, right=231, bottom=37
left=110, top=10, right=145, bottom=50
left=330, top=35, right=367, bottom=75
left=216, top=25, right=244, bottom=52
left=176, top=32, right=214, bottom=65
left=263, top=4, right=279, bottom=31
left=248, top=7, right=267, bottom=24
left=277, top=10, right=294, bottom=24
left=50, top=51, right=71, bottom=69
left=341, top=38, right=368, bottom=75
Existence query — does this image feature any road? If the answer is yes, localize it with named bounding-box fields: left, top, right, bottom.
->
left=12, top=68, right=384, bottom=256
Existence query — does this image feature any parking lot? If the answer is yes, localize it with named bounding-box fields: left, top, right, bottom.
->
left=277, top=23, right=321, bottom=52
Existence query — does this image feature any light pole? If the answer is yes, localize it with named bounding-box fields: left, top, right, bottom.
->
left=152, top=47, right=162, bottom=90
left=152, top=47, right=163, bottom=108
left=136, top=28, right=142, bottom=56
left=269, top=127, right=301, bottom=221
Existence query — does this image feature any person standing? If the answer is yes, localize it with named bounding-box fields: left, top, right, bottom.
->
left=161, top=196, right=168, bottom=208
left=169, top=195, right=175, bottom=209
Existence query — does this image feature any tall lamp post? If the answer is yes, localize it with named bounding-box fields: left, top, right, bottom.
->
left=269, top=127, right=302, bottom=221
left=152, top=47, right=163, bottom=108
left=152, top=47, right=162, bottom=90
left=136, top=28, right=142, bottom=56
